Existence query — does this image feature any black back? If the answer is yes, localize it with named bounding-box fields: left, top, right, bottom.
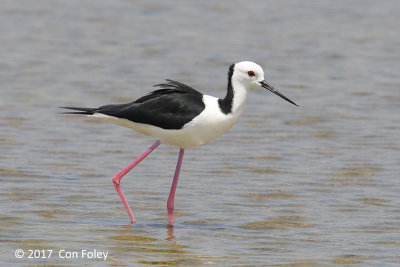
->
left=63, top=80, right=206, bottom=130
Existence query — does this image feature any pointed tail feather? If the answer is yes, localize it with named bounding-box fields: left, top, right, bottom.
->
left=60, top=106, right=96, bottom=115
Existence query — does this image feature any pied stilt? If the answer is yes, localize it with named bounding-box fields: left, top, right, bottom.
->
left=62, top=61, right=297, bottom=225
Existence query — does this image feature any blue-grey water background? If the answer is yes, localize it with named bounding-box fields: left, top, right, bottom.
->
left=1, top=0, right=399, bottom=266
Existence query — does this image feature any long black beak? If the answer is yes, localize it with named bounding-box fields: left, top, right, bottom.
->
left=260, top=80, right=298, bottom=106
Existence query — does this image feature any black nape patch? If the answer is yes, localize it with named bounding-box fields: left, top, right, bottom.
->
left=218, top=63, right=235, bottom=114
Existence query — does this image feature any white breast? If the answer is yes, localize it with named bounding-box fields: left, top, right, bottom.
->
left=180, top=95, right=243, bottom=146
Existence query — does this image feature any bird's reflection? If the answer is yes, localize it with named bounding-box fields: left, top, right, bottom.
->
left=165, top=224, right=175, bottom=241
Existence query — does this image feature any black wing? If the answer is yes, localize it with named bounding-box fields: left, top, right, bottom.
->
left=62, top=80, right=206, bottom=130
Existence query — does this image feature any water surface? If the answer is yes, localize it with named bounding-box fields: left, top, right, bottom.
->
left=1, top=0, right=399, bottom=266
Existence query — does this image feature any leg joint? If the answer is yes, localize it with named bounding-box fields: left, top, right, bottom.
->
left=112, top=175, right=120, bottom=186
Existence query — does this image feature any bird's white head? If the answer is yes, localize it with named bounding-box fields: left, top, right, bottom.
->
left=232, top=61, right=265, bottom=90
left=232, top=61, right=298, bottom=106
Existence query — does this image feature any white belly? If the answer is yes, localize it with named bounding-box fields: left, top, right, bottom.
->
left=91, top=95, right=243, bottom=148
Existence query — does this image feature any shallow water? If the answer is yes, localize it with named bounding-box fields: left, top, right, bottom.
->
left=1, top=0, right=399, bottom=266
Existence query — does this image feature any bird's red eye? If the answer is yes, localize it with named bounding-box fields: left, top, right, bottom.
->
left=248, top=71, right=255, bottom=77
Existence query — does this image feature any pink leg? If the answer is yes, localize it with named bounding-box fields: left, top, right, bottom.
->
left=112, top=140, right=161, bottom=224
left=167, top=148, right=185, bottom=225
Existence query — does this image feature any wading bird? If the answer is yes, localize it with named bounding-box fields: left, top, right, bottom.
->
left=62, top=61, right=297, bottom=225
